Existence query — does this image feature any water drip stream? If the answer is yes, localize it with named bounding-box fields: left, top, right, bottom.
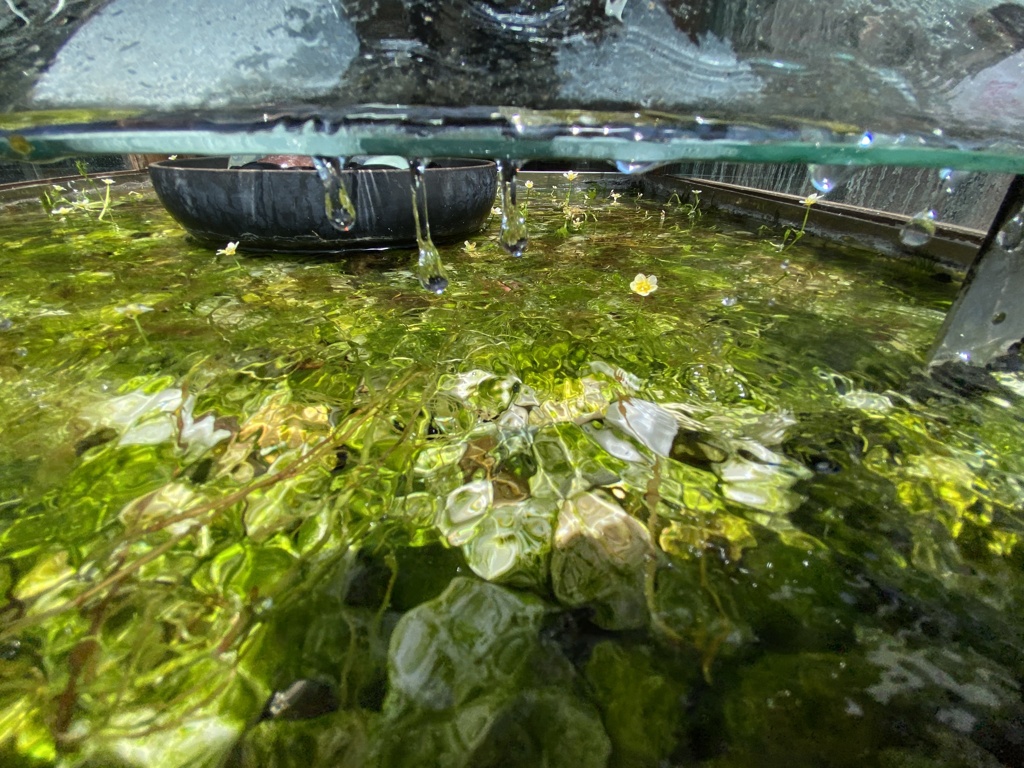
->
left=496, top=159, right=529, bottom=257
left=312, top=156, right=357, bottom=231
left=409, top=158, right=449, bottom=294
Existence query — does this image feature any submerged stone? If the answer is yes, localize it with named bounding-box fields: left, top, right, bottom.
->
left=550, top=490, right=652, bottom=629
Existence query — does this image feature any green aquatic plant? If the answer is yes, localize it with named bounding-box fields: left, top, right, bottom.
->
left=666, top=189, right=703, bottom=223
left=40, top=163, right=118, bottom=223
left=1, top=176, right=1023, bottom=767
left=778, top=192, right=820, bottom=251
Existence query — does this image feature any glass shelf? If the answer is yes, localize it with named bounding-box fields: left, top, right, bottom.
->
left=2, top=0, right=1023, bottom=171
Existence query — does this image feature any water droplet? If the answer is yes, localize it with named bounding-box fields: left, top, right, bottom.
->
left=899, top=209, right=937, bottom=247
left=858, top=131, right=874, bottom=147
left=312, top=156, right=356, bottom=231
left=997, top=211, right=1024, bottom=252
left=721, top=296, right=738, bottom=306
left=409, top=159, right=448, bottom=294
left=807, top=164, right=854, bottom=194
left=957, top=350, right=972, bottom=364
left=495, top=159, right=529, bottom=257
left=616, top=160, right=663, bottom=175
left=938, top=168, right=970, bottom=196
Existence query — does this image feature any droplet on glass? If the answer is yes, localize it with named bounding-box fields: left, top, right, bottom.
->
left=615, top=160, right=663, bottom=175
left=807, top=164, right=854, bottom=195
left=938, top=168, right=971, bottom=196
left=899, top=209, right=937, bottom=248
left=996, top=211, right=1024, bottom=252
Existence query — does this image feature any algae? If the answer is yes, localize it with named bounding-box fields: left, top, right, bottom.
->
left=0, top=173, right=1022, bottom=766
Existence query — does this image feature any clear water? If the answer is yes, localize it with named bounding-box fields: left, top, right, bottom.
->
left=1, top=174, right=1023, bottom=768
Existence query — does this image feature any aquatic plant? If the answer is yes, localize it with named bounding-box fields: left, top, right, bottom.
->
left=40, top=166, right=118, bottom=223
left=778, top=192, right=821, bottom=251
left=1, top=176, right=1022, bottom=768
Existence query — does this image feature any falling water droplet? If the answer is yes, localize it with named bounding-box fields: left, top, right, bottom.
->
left=495, top=159, right=529, bottom=257
left=807, top=164, right=854, bottom=195
left=899, top=209, right=937, bottom=247
left=312, top=156, right=356, bottom=231
left=409, top=159, right=448, bottom=294
left=997, top=211, right=1024, bottom=252
left=615, top=161, right=664, bottom=175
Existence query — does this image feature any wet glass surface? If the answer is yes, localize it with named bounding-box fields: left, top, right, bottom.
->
left=3, top=1, right=1024, bottom=171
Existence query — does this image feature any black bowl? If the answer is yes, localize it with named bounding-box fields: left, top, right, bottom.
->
left=148, top=157, right=497, bottom=252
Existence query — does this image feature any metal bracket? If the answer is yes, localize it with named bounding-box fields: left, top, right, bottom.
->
left=931, top=175, right=1024, bottom=367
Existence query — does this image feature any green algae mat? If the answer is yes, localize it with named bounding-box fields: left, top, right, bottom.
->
left=1, top=173, right=1023, bottom=767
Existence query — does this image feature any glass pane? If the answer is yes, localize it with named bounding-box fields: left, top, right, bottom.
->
left=2, top=0, right=1024, bottom=170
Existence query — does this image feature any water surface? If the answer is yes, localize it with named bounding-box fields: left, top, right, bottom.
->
left=1, top=174, right=1022, bottom=768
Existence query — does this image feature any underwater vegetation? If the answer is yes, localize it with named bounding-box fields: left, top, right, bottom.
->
left=1, top=174, right=1023, bottom=767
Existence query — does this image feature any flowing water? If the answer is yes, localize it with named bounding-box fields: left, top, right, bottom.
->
left=408, top=158, right=449, bottom=294
left=310, top=157, right=357, bottom=233
left=1, top=172, right=1023, bottom=768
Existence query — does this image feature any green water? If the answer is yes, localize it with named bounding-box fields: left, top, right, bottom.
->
left=1, top=174, right=1023, bottom=768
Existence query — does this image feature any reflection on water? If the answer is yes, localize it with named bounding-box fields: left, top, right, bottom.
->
left=0, top=174, right=1022, bottom=767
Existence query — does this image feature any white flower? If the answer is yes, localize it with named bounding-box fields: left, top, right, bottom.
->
left=801, top=193, right=821, bottom=206
left=563, top=171, right=579, bottom=181
left=216, top=241, right=239, bottom=256
left=524, top=179, right=535, bottom=189
left=630, top=273, right=658, bottom=297
left=115, top=304, right=154, bottom=318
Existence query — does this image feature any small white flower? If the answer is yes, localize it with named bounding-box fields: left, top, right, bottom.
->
left=801, top=193, right=822, bottom=206
left=216, top=241, right=239, bottom=256
left=630, top=273, right=658, bottom=297
left=115, top=304, right=153, bottom=318
left=524, top=179, right=535, bottom=189
left=563, top=171, right=579, bottom=181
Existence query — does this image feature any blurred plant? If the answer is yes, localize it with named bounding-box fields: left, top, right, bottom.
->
left=114, top=303, right=154, bottom=344
left=555, top=170, right=596, bottom=236
left=666, top=189, right=703, bottom=223
left=778, top=193, right=820, bottom=251
left=40, top=164, right=117, bottom=222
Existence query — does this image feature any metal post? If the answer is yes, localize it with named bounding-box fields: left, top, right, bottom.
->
left=931, top=175, right=1024, bottom=367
